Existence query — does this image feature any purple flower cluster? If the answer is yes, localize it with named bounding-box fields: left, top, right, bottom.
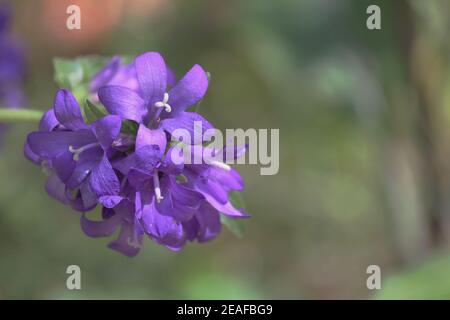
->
left=25, top=52, right=248, bottom=256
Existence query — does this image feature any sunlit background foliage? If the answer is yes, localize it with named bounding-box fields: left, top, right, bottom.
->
left=1, top=0, right=450, bottom=299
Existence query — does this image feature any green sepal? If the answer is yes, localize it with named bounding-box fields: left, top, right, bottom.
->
left=220, top=191, right=248, bottom=238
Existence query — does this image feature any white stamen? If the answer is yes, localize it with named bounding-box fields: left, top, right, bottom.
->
left=154, top=92, right=172, bottom=112
left=69, top=145, right=81, bottom=161
left=210, top=160, right=231, bottom=171
left=162, top=92, right=169, bottom=104
left=153, top=171, right=164, bottom=203
left=69, top=143, right=100, bottom=161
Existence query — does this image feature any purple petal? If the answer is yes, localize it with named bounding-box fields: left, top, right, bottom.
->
left=184, top=172, right=249, bottom=218
left=45, top=174, right=69, bottom=205
left=136, top=124, right=166, bottom=151
left=134, top=52, right=167, bottom=104
left=90, top=56, right=121, bottom=93
left=81, top=210, right=123, bottom=238
left=53, top=89, right=87, bottom=131
left=80, top=180, right=98, bottom=210
left=65, top=188, right=96, bottom=212
left=39, top=108, right=59, bottom=132
left=108, top=222, right=142, bottom=257
left=113, top=145, right=161, bottom=176
left=169, top=201, right=197, bottom=222
left=23, top=142, right=41, bottom=165
left=52, top=150, right=76, bottom=182
left=99, top=195, right=123, bottom=208
left=169, top=176, right=202, bottom=207
left=153, top=176, right=196, bottom=222
left=168, top=64, right=208, bottom=116
left=91, top=115, right=121, bottom=150
left=107, top=63, right=140, bottom=93
left=194, top=176, right=229, bottom=204
left=127, top=169, right=152, bottom=190
left=65, top=147, right=103, bottom=189
left=140, top=193, right=186, bottom=251
left=134, top=190, right=143, bottom=219
left=89, top=155, right=120, bottom=197
left=27, top=130, right=95, bottom=159
left=153, top=186, right=175, bottom=218
left=204, top=193, right=249, bottom=218
left=160, top=146, right=184, bottom=174
left=98, top=85, right=147, bottom=122
left=182, top=218, right=199, bottom=241
left=209, top=167, right=244, bottom=191
left=90, top=57, right=141, bottom=101
left=161, top=111, right=213, bottom=141
left=196, top=202, right=221, bottom=242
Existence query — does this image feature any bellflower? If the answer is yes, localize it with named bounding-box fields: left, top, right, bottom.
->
left=90, top=56, right=139, bottom=102
left=90, top=55, right=177, bottom=100
left=110, top=124, right=224, bottom=251
left=27, top=89, right=122, bottom=211
left=24, top=107, right=72, bottom=207
left=97, top=52, right=212, bottom=138
left=25, top=51, right=249, bottom=256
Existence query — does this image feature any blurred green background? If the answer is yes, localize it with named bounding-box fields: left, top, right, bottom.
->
left=1, top=0, right=450, bottom=299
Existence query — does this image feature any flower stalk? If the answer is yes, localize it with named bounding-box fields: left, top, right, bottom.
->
left=0, top=109, right=43, bottom=123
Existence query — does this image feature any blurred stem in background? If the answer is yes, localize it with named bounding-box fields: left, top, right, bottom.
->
left=386, top=0, right=450, bottom=264
left=0, top=109, right=42, bottom=123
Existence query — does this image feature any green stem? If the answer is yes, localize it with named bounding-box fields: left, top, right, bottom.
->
left=0, top=109, right=43, bottom=123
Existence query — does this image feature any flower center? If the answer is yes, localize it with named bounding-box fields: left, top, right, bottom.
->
left=154, top=92, right=172, bottom=113
left=153, top=171, right=164, bottom=203
left=69, top=143, right=100, bottom=161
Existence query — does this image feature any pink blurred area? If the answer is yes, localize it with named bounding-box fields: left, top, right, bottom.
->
left=15, top=0, right=170, bottom=54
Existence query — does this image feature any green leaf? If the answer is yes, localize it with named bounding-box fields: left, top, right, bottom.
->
left=53, top=56, right=110, bottom=87
left=77, top=55, right=110, bottom=81
left=374, top=253, right=450, bottom=299
left=53, top=58, right=84, bottom=89
left=220, top=191, right=248, bottom=238
left=53, top=56, right=110, bottom=102
left=83, top=99, right=108, bottom=124
left=175, top=174, right=188, bottom=184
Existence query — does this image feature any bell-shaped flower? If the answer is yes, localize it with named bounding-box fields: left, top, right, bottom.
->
left=27, top=89, right=122, bottom=211
left=97, top=52, right=212, bottom=138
